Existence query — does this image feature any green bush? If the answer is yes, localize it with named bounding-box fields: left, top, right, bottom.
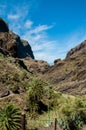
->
left=57, top=96, right=86, bottom=130
left=0, top=104, right=21, bottom=130
left=26, top=79, right=49, bottom=118
left=68, top=112, right=83, bottom=130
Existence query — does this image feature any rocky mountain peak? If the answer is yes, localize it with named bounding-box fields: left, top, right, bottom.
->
left=66, top=40, right=86, bottom=60
left=0, top=18, right=34, bottom=59
left=0, top=18, right=9, bottom=32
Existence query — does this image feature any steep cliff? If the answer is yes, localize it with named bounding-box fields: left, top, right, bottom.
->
left=0, top=18, right=34, bottom=59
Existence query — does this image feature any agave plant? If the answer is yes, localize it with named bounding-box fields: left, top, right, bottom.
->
left=0, top=104, right=21, bottom=130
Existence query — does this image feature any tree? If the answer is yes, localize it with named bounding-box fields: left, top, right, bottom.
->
left=27, top=79, right=44, bottom=102
left=0, top=104, right=21, bottom=130
left=26, top=79, right=48, bottom=117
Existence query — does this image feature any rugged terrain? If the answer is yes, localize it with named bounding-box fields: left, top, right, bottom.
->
left=0, top=18, right=86, bottom=104
left=0, top=18, right=86, bottom=130
left=43, top=40, right=86, bottom=95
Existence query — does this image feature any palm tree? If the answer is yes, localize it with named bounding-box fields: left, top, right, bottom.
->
left=0, top=104, right=21, bottom=130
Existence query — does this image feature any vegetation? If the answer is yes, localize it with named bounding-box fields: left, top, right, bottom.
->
left=0, top=104, right=21, bottom=130
left=26, top=94, right=86, bottom=130
left=57, top=96, right=86, bottom=130
left=26, top=79, right=49, bottom=118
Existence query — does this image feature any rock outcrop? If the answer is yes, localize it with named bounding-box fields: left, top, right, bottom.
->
left=0, top=84, right=10, bottom=98
left=66, top=40, right=86, bottom=60
left=0, top=18, right=9, bottom=32
left=0, top=18, right=34, bottom=59
left=23, top=57, right=50, bottom=74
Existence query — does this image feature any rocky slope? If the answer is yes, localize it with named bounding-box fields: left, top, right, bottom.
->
left=0, top=18, right=34, bottom=59
left=43, top=40, right=86, bottom=95
left=0, top=31, right=34, bottom=59
left=0, top=18, right=50, bottom=109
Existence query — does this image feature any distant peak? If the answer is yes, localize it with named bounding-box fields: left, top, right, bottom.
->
left=0, top=18, right=9, bottom=32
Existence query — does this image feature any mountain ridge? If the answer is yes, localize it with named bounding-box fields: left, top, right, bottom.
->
left=0, top=18, right=34, bottom=59
left=0, top=18, right=86, bottom=109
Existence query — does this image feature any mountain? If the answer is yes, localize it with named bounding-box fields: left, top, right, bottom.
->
left=0, top=18, right=50, bottom=108
left=0, top=18, right=86, bottom=99
left=43, top=40, right=86, bottom=95
left=0, top=18, right=34, bottom=59
left=0, top=18, right=86, bottom=130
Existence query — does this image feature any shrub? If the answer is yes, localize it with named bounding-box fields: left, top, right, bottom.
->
left=26, top=79, right=48, bottom=117
left=68, top=112, right=83, bottom=130
left=57, top=97, right=86, bottom=130
left=0, top=104, right=21, bottom=130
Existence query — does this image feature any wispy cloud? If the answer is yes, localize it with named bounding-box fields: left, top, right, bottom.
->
left=8, top=14, right=20, bottom=20
left=22, top=23, right=56, bottom=63
left=24, top=20, right=33, bottom=29
left=0, top=0, right=58, bottom=63
left=28, top=25, right=53, bottom=34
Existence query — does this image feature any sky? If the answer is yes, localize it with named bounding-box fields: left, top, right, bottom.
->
left=0, top=0, right=86, bottom=64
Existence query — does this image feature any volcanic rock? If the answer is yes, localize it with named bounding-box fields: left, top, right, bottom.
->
left=0, top=18, right=34, bottom=59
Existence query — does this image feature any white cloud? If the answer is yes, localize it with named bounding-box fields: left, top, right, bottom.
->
left=8, top=14, right=20, bottom=20
left=36, top=31, right=86, bottom=63
left=24, top=20, right=33, bottom=29
left=22, top=23, right=59, bottom=63
left=21, top=21, right=86, bottom=64
left=29, top=25, right=53, bottom=34
left=7, top=5, right=30, bottom=33
left=0, top=0, right=58, bottom=64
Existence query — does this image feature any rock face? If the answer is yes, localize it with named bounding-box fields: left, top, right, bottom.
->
left=0, top=18, right=9, bottom=32
left=0, top=31, right=34, bottom=59
left=0, top=84, right=10, bottom=98
left=0, top=18, right=34, bottom=59
left=43, top=40, right=86, bottom=95
left=23, top=58, right=50, bottom=74
left=66, top=40, right=86, bottom=60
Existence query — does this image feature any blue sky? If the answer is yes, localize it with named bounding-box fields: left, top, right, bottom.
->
left=0, top=0, right=86, bottom=64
